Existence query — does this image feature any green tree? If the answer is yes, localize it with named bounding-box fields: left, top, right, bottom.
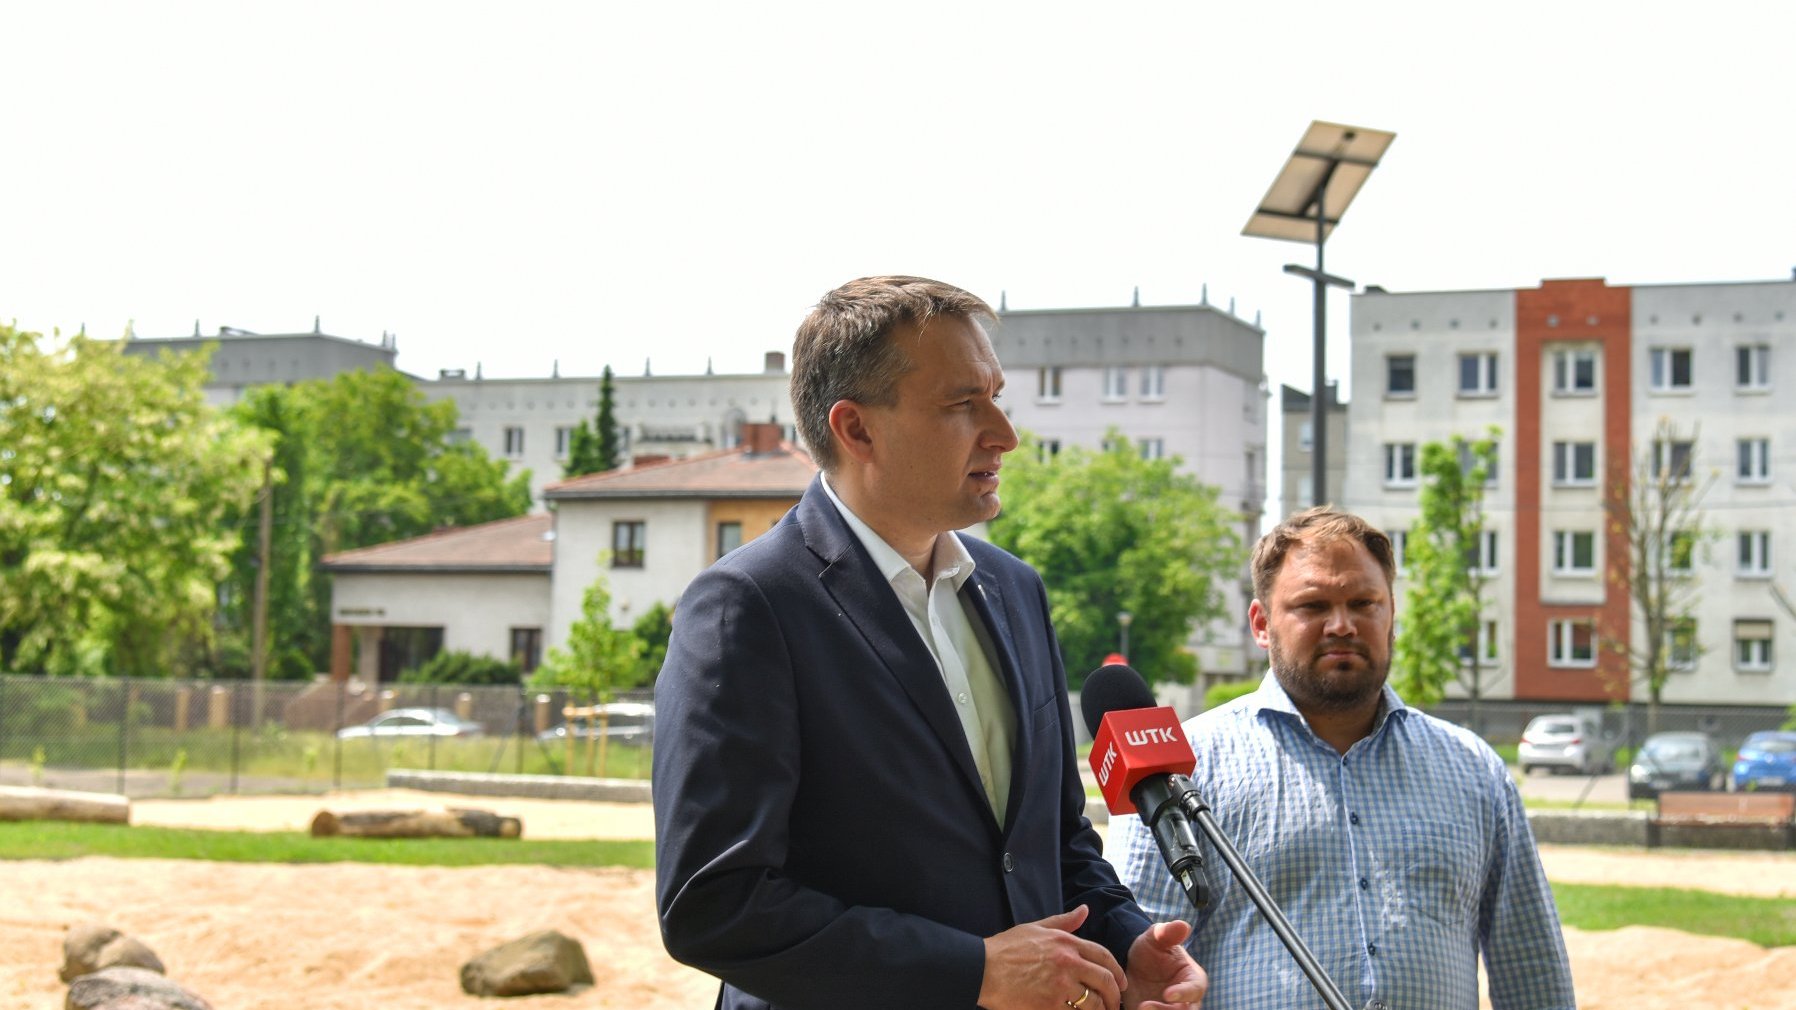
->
left=629, top=600, right=674, bottom=685
left=564, top=365, right=622, bottom=478
left=222, top=368, right=531, bottom=678
left=1393, top=430, right=1500, bottom=731
left=988, top=430, right=1243, bottom=687
left=1605, top=418, right=1715, bottom=732
left=530, top=560, right=647, bottom=775
left=0, top=326, right=267, bottom=677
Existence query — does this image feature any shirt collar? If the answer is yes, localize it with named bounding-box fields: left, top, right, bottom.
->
left=820, top=475, right=977, bottom=590
left=1247, top=668, right=1411, bottom=741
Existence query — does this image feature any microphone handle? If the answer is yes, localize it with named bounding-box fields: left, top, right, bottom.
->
left=1130, top=775, right=1208, bottom=909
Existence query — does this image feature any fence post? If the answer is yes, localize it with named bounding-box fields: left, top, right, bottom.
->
left=516, top=683, right=525, bottom=776
left=116, top=681, right=129, bottom=796
left=428, top=683, right=439, bottom=771
left=229, top=681, right=242, bottom=795
left=333, top=679, right=345, bottom=791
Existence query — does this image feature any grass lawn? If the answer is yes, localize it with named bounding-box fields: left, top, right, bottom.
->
left=0, top=821, right=653, bottom=869
left=1552, top=881, right=1796, bottom=948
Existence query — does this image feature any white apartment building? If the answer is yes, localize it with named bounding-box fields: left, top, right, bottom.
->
left=989, top=301, right=1270, bottom=680
left=1349, top=276, right=1796, bottom=708
left=421, top=352, right=794, bottom=503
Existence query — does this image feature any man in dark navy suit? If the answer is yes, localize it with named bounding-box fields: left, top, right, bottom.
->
left=654, top=276, right=1206, bottom=1010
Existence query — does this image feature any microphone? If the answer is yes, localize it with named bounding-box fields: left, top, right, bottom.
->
left=1082, top=663, right=1208, bottom=909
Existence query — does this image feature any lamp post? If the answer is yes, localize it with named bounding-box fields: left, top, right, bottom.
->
left=1116, top=611, right=1133, bottom=660
left=1244, top=121, right=1395, bottom=506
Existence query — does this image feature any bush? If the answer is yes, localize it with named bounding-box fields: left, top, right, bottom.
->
left=1203, top=678, right=1259, bottom=711
left=399, top=650, right=521, bottom=686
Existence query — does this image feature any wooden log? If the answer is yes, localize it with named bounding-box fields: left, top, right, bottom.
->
left=309, top=807, right=522, bottom=839
left=0, top=786, right=130, bottom=824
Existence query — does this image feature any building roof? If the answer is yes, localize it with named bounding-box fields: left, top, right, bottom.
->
left=545, top=443, right=817, bottom=500
left=321, top=513, right=553, bottom=573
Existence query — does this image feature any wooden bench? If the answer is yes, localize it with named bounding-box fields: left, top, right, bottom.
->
left=1647, top=791, right=1796, bottom=848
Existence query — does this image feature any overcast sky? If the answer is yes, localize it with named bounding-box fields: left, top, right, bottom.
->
left=5, top=1, right=1793, bottom=410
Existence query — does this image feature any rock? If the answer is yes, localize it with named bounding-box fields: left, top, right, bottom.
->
left=65, top=967, right=212, bottom=1010
left=460, top=929, right=594, bottom=997
left=60, top=924, right=165, bottom=982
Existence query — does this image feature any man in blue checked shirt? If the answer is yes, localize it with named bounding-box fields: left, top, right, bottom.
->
left=1112, top=506, right=1575, bottom=1010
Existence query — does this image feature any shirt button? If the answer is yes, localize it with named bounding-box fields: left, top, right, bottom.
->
left=1002, top=852, right=1015, bottom=873
left=1367, top=943, right=1378, bottom=957
left=1359, top=877, right=1369, bottom=890
left=1350, top=812, right=1361, bottom=825
left=957, top=692, right=970, bottom=705
left=1366, top=1001, right=1387, bottom=1010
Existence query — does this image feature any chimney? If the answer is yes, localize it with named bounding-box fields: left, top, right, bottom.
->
left=740, top=421, right=783, bottom=454
left=763, top=351, right=787, bottom=374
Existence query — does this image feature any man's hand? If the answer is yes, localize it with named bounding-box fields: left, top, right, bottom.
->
left=1122, top=920, right=1207, bottom=1010
left=979, top=905, right=1125, bottom=1010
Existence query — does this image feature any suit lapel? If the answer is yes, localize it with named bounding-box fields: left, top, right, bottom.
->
left=962, top=561, right=1033, bottom=834
left=797, top=481, right=990, bottom=811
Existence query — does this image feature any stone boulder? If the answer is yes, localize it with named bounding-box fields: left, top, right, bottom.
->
left=65, top=967, right=212, bottom=1010
left=59, top=924, right=165, bottom=983
left=460, top=929, right=594, bottom=997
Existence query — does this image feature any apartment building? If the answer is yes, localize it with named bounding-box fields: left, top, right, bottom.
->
left=990, top=300, right=1269, bottom=679
left=1348, top=276, right=1796, bottom=708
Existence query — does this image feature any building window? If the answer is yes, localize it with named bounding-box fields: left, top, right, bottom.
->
left=554, top=425, right=574, bottom=460
left=1737, top=437, right=1771, bottom=484
left=1551, top=348, right=1599, bottom=395
left=1037, top=438, right=1062, bottom=463
left=715, top=521, right=742, bottom=560
left=1465, top=529, right=1499, bottom=575
left=1553, top=530, right=1597, bottom=576
left=1386, top=355, right=1416, bottom=397
left=1650, top=347, right=1693, bottom=392
left=1102, top=367, right=1128, bottom=401
left=1664, top=530, right=1696, bottom=574
left=1736, top=344, right=1770, bottom=391
left=1386, top=529, right=1408, bottom=573
left=1139, top=365, right=1166, bottom=400
left=1383, top=443, right=1417, bottom=486
left=1457, top=352, right=1498, bottom=396
left=1038, top=366, right=1062, bottom=401
left=1667, top=619, right=1697, bottom=671
left=1738, top=530, right=1772, bottom=577
left=1652, top=439, right=1694, bottom=483
left=509, top=627, right=543, bottom=674
left=449, top=427, right=472, bottom=445
left=1552, top=441, right=1597, bottom=486
left=1458, top=440, right=1499, bottom=487
left=503, top=426, right=526, bottom=459
left=1734, top=619, right=1774, bottom=672
left=1548, top=619, right=1597, bottom=667
left=612, top=521, right=646, bottom=568
left=1459, top=619, right=1500, bottom=665
left=1298, top=420, right=1313, bottom=453
left=1137, top=437, right=1165, bottom=461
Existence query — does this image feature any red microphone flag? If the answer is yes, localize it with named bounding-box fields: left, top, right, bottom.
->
left=1087, top=706, right=1194, bottom=816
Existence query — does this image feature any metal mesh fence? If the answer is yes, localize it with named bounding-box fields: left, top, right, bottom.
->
left=0, top=675, right=655, bottom=800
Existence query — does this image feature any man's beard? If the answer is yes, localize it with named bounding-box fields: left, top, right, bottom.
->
left=1267, top=634, right=1388, bottom=713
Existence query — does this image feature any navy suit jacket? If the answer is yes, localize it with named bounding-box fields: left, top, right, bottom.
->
left=653, top=477, right=1149, bottom=1010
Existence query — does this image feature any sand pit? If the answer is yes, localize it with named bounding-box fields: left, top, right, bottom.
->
left=0, top=791, right=1790, bottom=1009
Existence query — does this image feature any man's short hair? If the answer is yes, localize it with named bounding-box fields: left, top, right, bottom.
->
left=1251, top=505, right=1396, bottom=604
left=790, top=275, right=995, bottom=471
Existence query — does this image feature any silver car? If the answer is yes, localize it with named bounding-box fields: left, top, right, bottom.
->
left=337, top=707, right=485, bottom=740
left=1518, top=713, right=1610, bottom=775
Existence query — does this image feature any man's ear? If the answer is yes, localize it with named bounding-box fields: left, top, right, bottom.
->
left=827, top=399, right=877, bottom=465
left=1248, top=599, right=1271, bottom=650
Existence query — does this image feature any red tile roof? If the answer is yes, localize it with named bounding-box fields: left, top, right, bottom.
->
left=545, top=443, right=817, bottom=500
left=321, top=514, right=553, bottom=573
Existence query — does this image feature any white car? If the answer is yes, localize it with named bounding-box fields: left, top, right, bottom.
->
left=337, top=707, right=484, bottom=740
left=1517, top=713, right=1610, bottom=775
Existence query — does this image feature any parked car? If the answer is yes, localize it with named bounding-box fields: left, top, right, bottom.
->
left=536, top=701, right=655, bottom=743
left=1730, top=730, right=1796, bottom=792
left=1517, top=713, right=1611, bottom=775
left=1628, top=731, right=1725, bottom=799
left=337, top=707, right=484, bottom=741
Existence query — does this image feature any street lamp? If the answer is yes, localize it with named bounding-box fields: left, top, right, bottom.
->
left=1116, top=611, right=1133, bottom=660
left=1244, top=120, right=1395, bottom=506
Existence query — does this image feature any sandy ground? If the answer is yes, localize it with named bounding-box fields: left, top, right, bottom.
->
left=0, top=790, right=1791, bottom=1009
